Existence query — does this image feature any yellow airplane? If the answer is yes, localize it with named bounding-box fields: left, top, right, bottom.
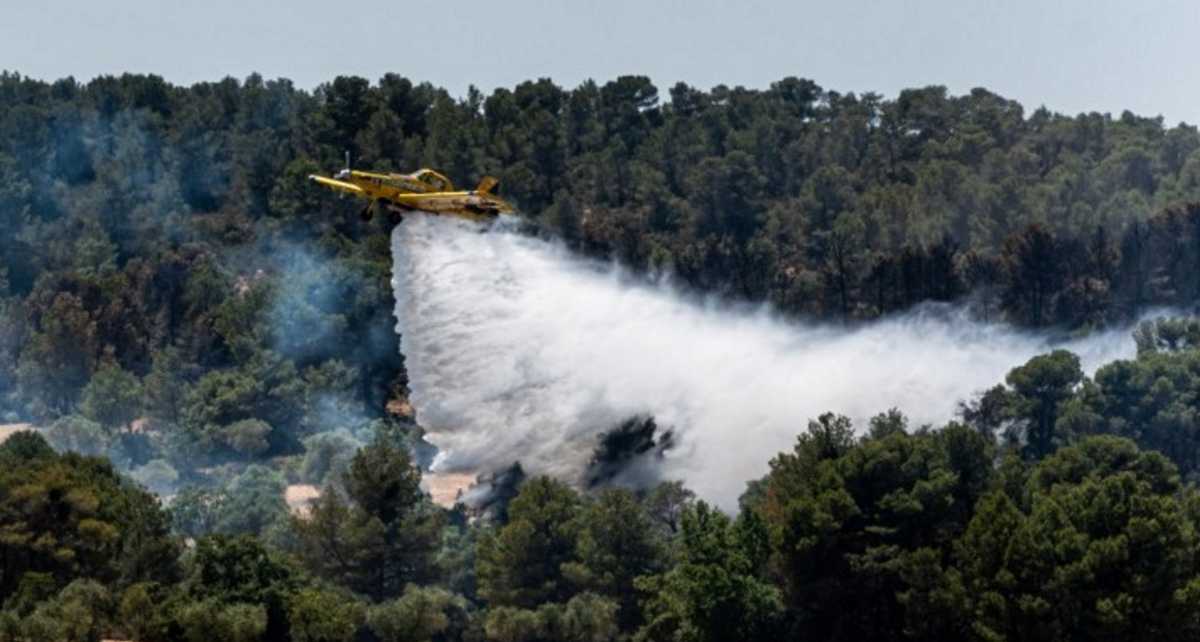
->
left=308, top=155, right=514, bottom=222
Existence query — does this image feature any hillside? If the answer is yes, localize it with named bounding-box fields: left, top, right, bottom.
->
left=3, top=71, right=1200, bottom=640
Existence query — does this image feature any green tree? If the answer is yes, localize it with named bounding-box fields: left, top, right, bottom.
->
left=485, top=592, right=619, bottom=642
left=6, top=579, right=115, bottom=642
left=760, top=420, right=992, bottom=641
left=16, top=292, right=98, bottom=418
left=130, top=458, right=180, bottom=495
left=955, top=437, right=1200, bottom=642
left=79, top=363, right=143, bottom=430
left=268, top=158, right=326, bottom=219
left=171, top=486, right=230, bottom=539
left=222, top=418, right=274, bottom=457
left=217, top=465, right=289, bottom=536
left=643, top=480, right=695, bottom=535
left=635, top=503, right=781, bottom=642
left=1005, top=349, right=1084, bottom=459
left=287, top=587, right=365, bottom=642
left=1133, top=317, right=1200, bottom=354
left=45, top=414, right=109, bottom=455
left=119, top=582, right=170, bottom=642
left=564, top=489, right=665, bottom=632
left=0, top=451, right=179, bottom=600
left=292, top=426, right=441, bottom=600
left=0, top=430, right=55, bottom=463
left=366, top=585, right=470, bottom=642
left=477, top=476, right=582, bottom=608
left=177, top=600, right=268, bottom=642
left=185, top=535, right=300, bottom=641
left=1001, top=225, right=1064, bottom=326
left=299, top=431, right=360, bottom=485
left=143, top=347, right=190, bottom=426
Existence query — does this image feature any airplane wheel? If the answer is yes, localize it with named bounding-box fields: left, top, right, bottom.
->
left=359, top=206, right=373, bottom=222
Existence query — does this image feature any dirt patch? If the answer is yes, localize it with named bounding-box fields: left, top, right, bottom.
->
left=129, top=417, right=152, bottom=434
left=0, top=424, right=35, bottom=444
left=285, top=484, right=320, bottom=517
left=422, top=472, right=477, bottom=508
left=290, top=475, right=478, bottom=513
left=386, top=398, right=415, bottom=419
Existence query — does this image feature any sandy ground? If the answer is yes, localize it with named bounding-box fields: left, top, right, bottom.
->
left=386, top=398, right=415, bottom=419
left=0, top=423, right=34, bottom=444
left=287, top=474, right=476, bottom=515
left=285, top=484, right=320, bottom=517
left=422, top=472, right=477, bottom=508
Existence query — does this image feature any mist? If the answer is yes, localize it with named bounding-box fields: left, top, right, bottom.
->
left=392, top=215, right=1143, bottom=508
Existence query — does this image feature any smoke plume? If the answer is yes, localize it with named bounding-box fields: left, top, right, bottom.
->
left=392, top=216, right=1142, bottom=508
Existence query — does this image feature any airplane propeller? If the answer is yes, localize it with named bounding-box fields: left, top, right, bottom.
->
left=336, top=150, right=352, bottom=181
left=334, top=150, right=352, bottom=201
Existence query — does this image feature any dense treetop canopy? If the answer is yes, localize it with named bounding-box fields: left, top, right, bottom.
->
left=2, top=70, right=1200, bottom=640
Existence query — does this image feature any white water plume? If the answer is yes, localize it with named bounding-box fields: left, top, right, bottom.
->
left=392, top=215, right=1141, bottom=508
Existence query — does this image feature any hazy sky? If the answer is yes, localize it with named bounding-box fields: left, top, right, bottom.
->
left=3, top=0, right=1197, bottom=123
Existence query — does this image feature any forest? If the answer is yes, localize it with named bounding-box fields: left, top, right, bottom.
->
left=2, top=70, right=1200, bottom=640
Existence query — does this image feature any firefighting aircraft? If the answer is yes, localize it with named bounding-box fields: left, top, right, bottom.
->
left=308, top=154, right=514, bottom=222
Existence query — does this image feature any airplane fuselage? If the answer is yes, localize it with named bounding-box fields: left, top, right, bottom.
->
left=309, top=167, right=514, bottom=222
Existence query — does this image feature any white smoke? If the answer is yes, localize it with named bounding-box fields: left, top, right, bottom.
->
left=392, top=215, right=1141, bottom=508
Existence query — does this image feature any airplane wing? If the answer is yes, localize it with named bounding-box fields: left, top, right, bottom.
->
left=390, top=193, right=436, bottom=207
left=309, top=174, right=366, bottom=197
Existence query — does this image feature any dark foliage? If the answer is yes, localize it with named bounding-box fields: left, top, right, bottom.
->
left=5, top=69, right=1200, bottom=640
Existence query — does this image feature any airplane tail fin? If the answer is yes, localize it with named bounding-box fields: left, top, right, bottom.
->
left=475, top=176, right=500, bottom=195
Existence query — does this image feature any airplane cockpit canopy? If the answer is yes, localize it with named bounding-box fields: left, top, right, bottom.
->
left=411, top=169, right=453, bottom=191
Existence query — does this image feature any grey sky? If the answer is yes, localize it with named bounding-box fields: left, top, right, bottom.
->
left=3, top=0, right=1197, bottom=124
